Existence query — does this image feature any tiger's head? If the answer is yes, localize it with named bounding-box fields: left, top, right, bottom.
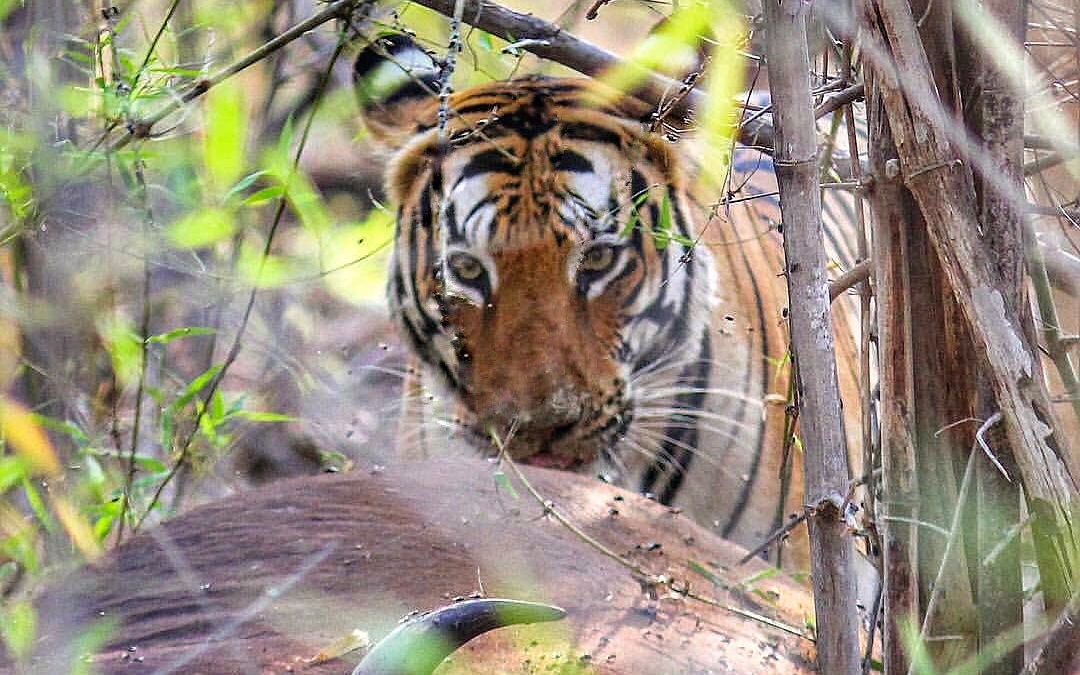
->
left=355, top=35, right=715, bottom=473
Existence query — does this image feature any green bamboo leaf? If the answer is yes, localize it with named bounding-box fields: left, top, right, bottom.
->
left=0, top=456, right=26, bottom=493
left=134, top=455, right=168, bottom=475
left=223, top=170, right=268, bottom=203
left=168, top=365, right=223, bottom=414
left=167, top=208, right=235, bottom=249
left=654, top=190, right=674, bottom=250
left=203, top=79, right=247, bottom=194
left=210, top=390, right=225, bottom=424
left=492, top=470, right=519, bottom=499
left=232, top=410, right=297, bottom=423
left=30, top=414, right=89, bottom=444
left=687, top=559, right=727, bottom=587
left=146, top=326, right=216, bottom=345
left=243, top=185, right=285, bottom=206
left=97, top=318, right=143, bottom=386
left=20, top=478, right=54, bottom=533
left=598, top=2, right=712, bottom=96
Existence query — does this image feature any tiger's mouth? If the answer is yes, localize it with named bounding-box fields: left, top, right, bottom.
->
left=465, top=406, right=633, bottom=473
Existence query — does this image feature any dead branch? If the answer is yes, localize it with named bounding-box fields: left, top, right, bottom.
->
left=860, top=0, right=1077, bottom=611
left=410, top=0, right=778, bottom=149
left=829, top=259, right=873, bottom=301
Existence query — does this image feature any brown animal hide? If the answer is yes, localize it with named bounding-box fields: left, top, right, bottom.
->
left=10, top=458, right=817, bottom=674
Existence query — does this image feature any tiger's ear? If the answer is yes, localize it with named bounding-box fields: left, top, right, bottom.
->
left=354, top=33, right=440, bottom=147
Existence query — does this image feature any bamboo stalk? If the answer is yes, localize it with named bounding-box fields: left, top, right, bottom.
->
left=759, top=2, right=862, bottom=672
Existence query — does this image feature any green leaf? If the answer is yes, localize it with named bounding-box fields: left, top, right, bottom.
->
left=620, top=188, right=652, bottom=238
left=0, top=600, right=36, bottom=662
left=492, top=469, right=519, bottom=499
left=160, top=409, right=175, bottom=453
left=168, top=365, right=222, bottom=414
left=93, top=498, right=121, bottom=541
left=145, top=326, right=216, bottom=345
left=599, top=2, right=713, bottom=95
left=67, top=616, right=119, bottom=675
left=232, top=410, right=297, bottom=423
left=81, top=454, right=106, bottom=492
left=222, top=170, right=268, bottom=203
left=97, top=317, right=143, bottom=386
left=21, top=478, right=54, bottom=533
left=259, top=141, right=330, bottom=232
left=243, top=185, right=285, bottom=206
left=739, top=566, right=779, bottom=587
left=698, top=0, right=744, bottom=190
left=203, top=79, right=247, bottom=194
left=284, top=176, right=331, bottom=233
left=30, top=414, right=88, bottom=444
left=209, top=390, right=225, bottom=424
left=0, top=455, right=27, bottom=493
left=0, top=527, right=38, bottom=574
left=167, top=207, right=236, bottom=249
left=654, top=189, right=673, bottom=250
left=320, top=210, right=396, bottom=305
left=150, top=66, right=205, bottom=77
left=687, top=559, right=727, bottom=588
left=134, top=454, right=168, bottom=475
left=237, top=246, right=293, bottom=288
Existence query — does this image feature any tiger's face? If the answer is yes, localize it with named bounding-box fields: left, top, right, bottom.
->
left=356, top=36, right=715, bottom=472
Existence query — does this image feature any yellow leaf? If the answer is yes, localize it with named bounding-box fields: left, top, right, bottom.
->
left=0, top=397, right=60, bottom=477
left=50, top=495, right=102, bottom=561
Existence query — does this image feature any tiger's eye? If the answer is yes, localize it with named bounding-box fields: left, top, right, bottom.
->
left=579, top=244, right=616, bottom=273
left=448, top=252, right=485, bottom=281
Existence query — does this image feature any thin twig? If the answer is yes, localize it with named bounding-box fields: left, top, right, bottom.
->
left=814, top=82, right=866, bottom=118
left=408, top=0, right=780, bottom=151
left=490, top=432, right=814, bottom=642
left=116, top=153, right=155, bottom=543
left=975, top=411, right=1010, bottom=481
left=737, top=510, right=809, bottom=564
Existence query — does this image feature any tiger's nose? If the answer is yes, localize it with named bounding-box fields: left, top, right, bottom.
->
left=484, top=386, right=587, bottom=430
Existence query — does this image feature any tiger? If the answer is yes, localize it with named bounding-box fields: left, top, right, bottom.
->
left=352, top=33, right=863, bottom=571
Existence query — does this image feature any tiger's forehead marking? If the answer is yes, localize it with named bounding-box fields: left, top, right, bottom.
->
left=439, top=132, right=638, bottom=251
